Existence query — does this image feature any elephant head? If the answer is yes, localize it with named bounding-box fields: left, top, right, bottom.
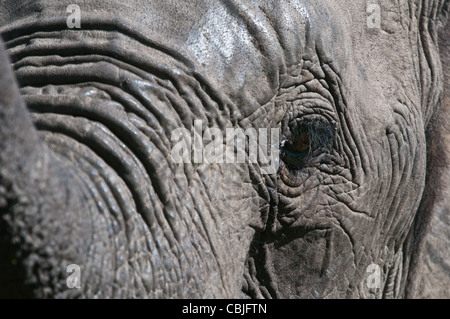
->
left=0, top=0, right=449, bottom=298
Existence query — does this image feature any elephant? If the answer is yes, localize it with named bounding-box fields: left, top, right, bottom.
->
left=0, top=0, right=449, bottom=299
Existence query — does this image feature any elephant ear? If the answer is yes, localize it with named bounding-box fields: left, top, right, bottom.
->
left=405, top=2, right=450, bottom=298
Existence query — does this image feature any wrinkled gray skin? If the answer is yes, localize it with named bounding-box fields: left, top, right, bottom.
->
left=0, top=0, right=449, bottom=298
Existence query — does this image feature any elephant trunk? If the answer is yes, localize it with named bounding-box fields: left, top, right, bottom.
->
left=0, top=28, right=251, bottom=297
left=0, top=35, right=112, bottom=297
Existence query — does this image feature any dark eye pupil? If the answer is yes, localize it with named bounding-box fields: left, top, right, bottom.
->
left=292, top=135, right=310, bottom=153
left=285, top=134, right=310, bottom=154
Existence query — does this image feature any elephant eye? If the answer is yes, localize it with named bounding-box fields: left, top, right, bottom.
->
left=285, top=134, right=311, bottom=154
left=281, top=133, right=311, bottom=169
left=280, top=116, right=335, bottom=170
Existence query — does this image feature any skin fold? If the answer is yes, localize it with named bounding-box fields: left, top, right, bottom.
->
left=0, top=0, right=448, bottom=298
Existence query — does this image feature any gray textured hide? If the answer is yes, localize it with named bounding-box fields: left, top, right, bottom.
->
left=0, top=0, right=449, bottom=298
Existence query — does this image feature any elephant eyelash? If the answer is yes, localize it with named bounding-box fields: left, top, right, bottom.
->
left=280, top=116, right=335, bottom=170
